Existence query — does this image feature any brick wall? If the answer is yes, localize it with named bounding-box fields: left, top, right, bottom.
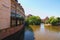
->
left=0, top=0, right=25, bottom=39
left=0, top=25, right=24, bottom=39
left=0, top=0, right=11, bottom=29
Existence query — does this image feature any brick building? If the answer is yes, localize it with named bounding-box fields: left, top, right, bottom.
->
left=11, top=0, right=25, bottom=27
left=0, top=0, right=11, bottom=29
left=0, top=0, right=25, bottom=39
left=0, top=0, right=25, bottom=30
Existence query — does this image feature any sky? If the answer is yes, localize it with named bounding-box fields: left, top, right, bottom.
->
left=18, top=0, right=60, bottom=19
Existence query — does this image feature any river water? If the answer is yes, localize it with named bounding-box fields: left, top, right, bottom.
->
left=24, top=24, right=60, bottom=40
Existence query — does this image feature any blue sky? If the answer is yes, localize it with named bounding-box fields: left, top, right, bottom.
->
left=18, top=0, right=60, bottom=19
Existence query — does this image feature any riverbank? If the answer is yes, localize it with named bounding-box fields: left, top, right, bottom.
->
left=44, top=24, right=51, bottom=26
left=44, top=24, right=60, bottom=27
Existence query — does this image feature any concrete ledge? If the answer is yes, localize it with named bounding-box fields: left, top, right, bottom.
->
left=44, top=24, right=52, bottom=26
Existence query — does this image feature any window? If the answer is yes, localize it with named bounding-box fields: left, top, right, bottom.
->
left=10, top=13, right=23, bottom=27
left=11, top=8, right=15, bottom=13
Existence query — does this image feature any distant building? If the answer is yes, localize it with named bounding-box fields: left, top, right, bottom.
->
left=26, top=14, right=33, bottom=18
left=42, top=17, right=49, bottom=23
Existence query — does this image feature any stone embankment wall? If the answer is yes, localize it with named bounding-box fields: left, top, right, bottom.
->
left=0, top=25, right=24, bottom=40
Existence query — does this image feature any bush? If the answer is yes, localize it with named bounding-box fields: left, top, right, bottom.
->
left=45, top=16, right=60, bottom=25
left=25, top=16, right=41, bottom=25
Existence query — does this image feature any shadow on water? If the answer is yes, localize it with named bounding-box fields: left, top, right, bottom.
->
left=24, top=25, right=34, bottom=40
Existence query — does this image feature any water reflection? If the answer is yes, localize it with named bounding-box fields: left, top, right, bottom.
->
left=30, top=25, right=40, bottom=31
left=40, top=24, right=45, bottom=33
left=24, top=26, right=34, bottom=40
left=45, top=25, right=60, bottom=32
left=25, top=24, right=60, bottom=40
left=30, top=24, right=60, bottom=40
left=30, top=25, right=41, bottom=40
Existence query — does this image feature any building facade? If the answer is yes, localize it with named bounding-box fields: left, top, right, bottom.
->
left=11, top=0, right=25, bottom=27
left=0, top=0, right=11, bottom=29
left=0, top=0, right=25, bottom=39
left=0, top=0, right=25, bottom=30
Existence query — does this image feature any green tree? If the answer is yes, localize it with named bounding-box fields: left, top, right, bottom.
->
left=45, top=16, right=54, bottom=24
left=45, top=16, right=60, bottom=25
left=50, top=18, right=58, bottom=25
left=25, top=16, right=41, bottom=25
left=57, top=17, right=60, bottom=22
left=49, top=16, right=55, bottom=23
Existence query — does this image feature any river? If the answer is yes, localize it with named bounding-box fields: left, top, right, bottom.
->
left=24, top=23, right=60, bottom=40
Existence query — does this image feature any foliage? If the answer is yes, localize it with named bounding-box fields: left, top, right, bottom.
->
left=25, top=16, right=41, bottom=25
left=45, top=16, right=60, bottom=25
left=45, top=19, right=49, bottom=24
left=50, top=18, right=58, bottom=25
left=45, top=16, right=54, bottom=24
left=57, top=17, right=60, bottom=22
